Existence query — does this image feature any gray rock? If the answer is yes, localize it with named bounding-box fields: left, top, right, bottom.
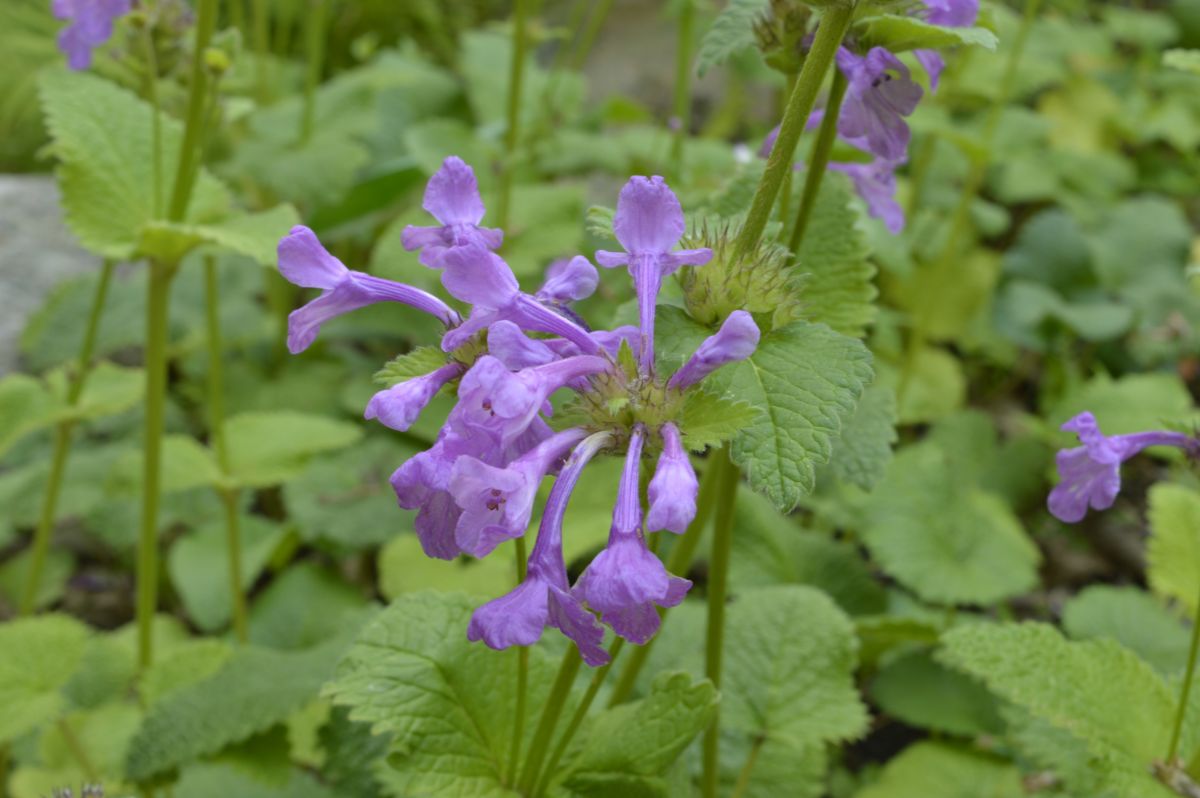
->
left=0, top=175, right=101, bottom=375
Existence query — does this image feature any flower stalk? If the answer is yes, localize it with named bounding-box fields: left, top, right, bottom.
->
left=670, top=0, right=696, bottom=179
left=517, top=646, right=583, bottom=793
left=507, top=537, right=529, bottom=785
left=788, top=68, right=848, bottom=252
left=1166, top=580, right=1200, bottom=768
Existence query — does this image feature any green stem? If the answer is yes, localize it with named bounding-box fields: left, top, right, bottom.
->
left=19, top=262, right=114, bottom=615
left=904, top=134, right=936, bottom=218
left=670, top=0, right=695, bottom=180
left=506, top=537, right=529, bottom=785
left=533, top=638, right=625, bottom=797
left=732, top=2, right=854, bottom=260
left=1166, top=585, right=1200, bottom=766
left=730, top=736, right=765, bottom=798
left=788, top=68, right=848, bottom=252
left=517, top=646, right=582, bottom=794
left=228, top=0, right=244, bottom=34
left=606, top=454, right=725, bottom=706
left=137, top=260, right=174, bottom=672
left=567, top=0, right=614, bottom=71
left=701, top=448, right=741, bottom=798
left=58, top=718, right=98, bottom=783
left=300, top=0, right=328, bottom=143
left=495, top=0, right=537, bottom=233
left=252, top=0, right=270, bottom=103
left=139, top=24, right=163, bottom=218
left=166, top=0, right=217, bottom=222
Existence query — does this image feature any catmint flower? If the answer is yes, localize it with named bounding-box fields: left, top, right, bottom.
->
left=53, top=0, right=130, bottom=70
left=468, top=433, right=611, bottom=666
left=449, top=428, right=588, bottom=557
left=576, top=425, right=692, bottom=644
left=401, top=156, right=503, bottom=268
left=390, top=430, right=482, bottom=559
left=364, top=362, right=464, bottom=432
left=836, top=47, right=923, bottom=162
left=914, top=0, right=980, bottom=90
left=277, top=226, right=459, bottom=353
left=830, top=158, right=905, bottom=234
left=1048, top=411, right=1200, bottom=523
left=668, top=310, right=761, bottom=391
left=645, top=423, right=698, bottom=534
left=536, top=256, right=599, bottom=305
left=596, top=177, right=712, bottom=373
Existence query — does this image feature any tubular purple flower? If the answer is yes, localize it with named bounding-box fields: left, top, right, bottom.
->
left=401, top=156, right=503, bottom=267
left=449, top=355, right=610, bottom=448
left=467, top=432, right=613, bottom=666
left=595, top=177, right=712, bottom=374
left=576, top=425, right=692, bottom=644
left=277, top=226, right=459, bottom=353
left=390, top=431, right=485, bottom=560
left=449, top=428, right=588, bottom=557
left=836, top=47, right=923, bottom=161
left=914, top=0, right=979, bottom=89
left=487, top=321, right=558, bottom=370
left=645, top=423, right=699, bottom=534
left=1048, top=412, right=1200, bottom=523
left=364, top=362, right=464, bottom=432
left=536, top=256, right=599, bottom=305
left=830, top=158, right=905, bottom=234
left=668, top=310, right=760, bottom=391
left=53, top=0, right=130, bottom=70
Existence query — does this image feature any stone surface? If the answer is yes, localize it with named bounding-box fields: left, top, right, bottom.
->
left=0, top=175, right=100, bottom=375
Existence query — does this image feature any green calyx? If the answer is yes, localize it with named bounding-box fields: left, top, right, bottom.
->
left=678, top=222, right=801, bottom=329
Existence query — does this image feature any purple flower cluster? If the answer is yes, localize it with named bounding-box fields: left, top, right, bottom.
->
left=1048, top=412, right=1199, bottom=523
left=277, top=157, right=760, bottom=664
left=52, top=0, right=131, bottom=70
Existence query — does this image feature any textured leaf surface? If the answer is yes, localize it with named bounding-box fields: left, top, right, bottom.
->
left=796, top=174, right=877, bottom=337
left=708, top=321, right=873, bottom=509
left=679, top=387, right=764, bottom=452
left=374, top=346, right=451, bottom=386
left=225, top=411, right=363, bottom=488
left=857, top=15, right=999, bottom=53
left=139, top=204, right=301, bottom=267
left=248, top=563, right=370, bottom=650
left=869, top=649, right=1004, bottom=737
left=696, top=0, right=767, bottom=76
left=1148, top=483, right=1200, bottom=619
left=854, top=742, right=1023, bottom=798
left=0, top=614, right=90, bottom=743
left=1063, top=585, right=1190, bottom=675
left=825, top=385, right=896, bottom=491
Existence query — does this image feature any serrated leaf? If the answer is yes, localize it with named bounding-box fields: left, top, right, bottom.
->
left=0, top=614, right=90, bottom=743
left=224, top=411, right=363, bottom=488
left=869, top=649, right=1004, bottom=737
left=940, top=622, right=1177, bottom=798
left=706, top=321, right=873, bottom=510
left=825, top=385, right=896, bottom=491
left=1062, top=586, right=1190, bottom=676
left=139, top=204, right=301, bottom=267
left=1147, top=483, right=1200, bottom=619
left=856, top=15, right=999, bottom=54
left=318, top=706, right=390, bottom=798
left=855, top=742, right=1023, bottom=798
left=585, top=205, right=615, bottom=240
left=125, top=634, right=355, bottom=781
left=679, top=388, right=763, bottom=452
left=696, top=0, right=768, bottom=77
left=796, top=173, right=877, bottom=337
left=373, top=346, right=450, bottom=386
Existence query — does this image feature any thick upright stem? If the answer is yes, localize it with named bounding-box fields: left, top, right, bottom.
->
left=1166, top=584, right=1200, bottom=767
left=20, top=262, right=114, bottom=615
left=496, top=0, right=537, bottom=233
left=300, top=0, right=328, bottom=143
left=138, top=260, right=174, bottom=671
left=701, top=448, right=741, bottom=798
left=732, top=2, right=854, bottom=260
left=670, top=0, right=695, bottom=179
left=517, top=646, right=582, bottom=793
left=788, top=68, right=848, bottom=252
left=166, top=0, right=217, bottom=222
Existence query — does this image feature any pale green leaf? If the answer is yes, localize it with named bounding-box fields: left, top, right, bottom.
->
left=110, top=434, right=223, bottom=495
left=374, top=346, right=451, bottom=386
left=825, top=385, right=896, bottom=491
left=224, top=411, right=363, bottom=488
left=678, top=387, right=763, bottom=452
left=1165, top=48, right=1200, bottom=74
left=869, top=649, right=1004, bottom=737
left=1063, top=586, right=1190, bottom=675
left=696, top=0, right=767, bottom=76
left=377, top=535, right=515, bottom=600
left=854, top=742, right=1023, bottom=798
left=0, top=374, right=50, bottom=456
left=139, top=204, right=301, bottom=267
left=892, top=345, right=966, bottom=424
left=1147, top=483, right=1200, bottom=619
left=1050, top=373, right=1197, bottom=435
left=176, top=762, right=339, bottom=798
left=0, top=614, right=90, bottom=743
left=139, top=639, right=233, bottom=708
left=857, top=15, right=999, bottom=54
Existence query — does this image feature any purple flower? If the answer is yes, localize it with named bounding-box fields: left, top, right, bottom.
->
left=468, top=433, right=612, bottom=666
left=53, top=0, right=130, bottom=70
left=836, top=47, right=923, bottom=162
left=596, top=177, right=712, bottom=374
left=830, top=158, right=905, bottom=234
left=645, top=423, right=698, bottom=534
left=277, top=226, right=459, bottom=353
left=487, top=320, right=558, bottom=370
left=390, top=431, right=484, bottom=559
left=668, top=310, right=760, bottom=391
left=536, top=256, right=599, bottom=305
left=449, top=428, right=587, bottom=557
left=449, top=355, right=609, bottom=448
left=576, top=426, right=692, bottom=644
left=401, top=157, right=503, bottom=268
left=1048, top=412, right=1200, bottom=523
left=914, top=0, right=979, bottom=89
left=365, top=362, right=464, bottom=432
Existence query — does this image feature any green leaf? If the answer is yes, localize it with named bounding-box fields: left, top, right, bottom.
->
left=1165, top=48, right=1200, bottom=74
left=557, top=672, right=717, bottom=796
left=795, top=173, right=877, bottom=338
left=1062, top=586, right=1190, bottom=676
left=854, top=616, right=941, bottom=670
left=0, top=374, right=50, bottom=456
left=1049, top=372, right=1197, bottom=436
left=856, top=15, right=999, bottom=54
left=138, top=204, right=301, bottom=267
left=825, top=385, right=896, bottom=491
left=111, top=434, right=223, bottom=495
left=38, top=69, right=230, bottom=259
left=940, top=622, right=1176, bottom=798
left=678, top=387, right=763, bottom=452
left=377, top=535, right=515, bottom=600
left=0, top=614, right=90, bottom=743
left=869, top=649, right=1004, bottom=737
left=1147, top=483, right=1200, bottom=619
left=224, top=411, right=363, bottom=488
left=854, top=742, right=1024, bottom=798
left=706, top=321, right=873, bottom=510
left=696, top=0, right=767, bottom=77
left=891, top=345, right=966, bottom=424
left=176, top=762, right=339, bottom=798
left=248, top=563, right=370, bottom=650
left=862, top=444, right=1040, bottom=605
left=373, top=346, right=451, bottom=386
left=318, top=706, right=391, bottom=798
left=0, top=547, right=74, bottom=612
left=139, top=639, right=233, bottom=708
left=126, top=635, right=355, bottom=781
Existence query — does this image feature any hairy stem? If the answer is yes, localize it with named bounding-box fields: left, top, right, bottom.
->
left=496, top=0, right=538, bottom=233
left=788, top=68, right=848, bottom=252
left=20, top=261, right=114, bottom=615
left=506, top=537, right=529, bottom=785
left=670, top=0, right=696, bottom=179
left=701, top=448, right=741, bottom=798
left=166, top=0, right=217, bottom=222
left=732, top=2, right=854, bottom=260
left=300, top=0, right=328, bottom=143
left=517, top=646, right=583, bottom=793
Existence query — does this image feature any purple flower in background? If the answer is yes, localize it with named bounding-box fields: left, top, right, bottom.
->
left=1048, top=412, right=1200, bottom=523
left=365, top=362, right=464, bottom=432
left=596, top=177, right=712, bottom=373
left=277, top=226, right=459, bottom=353
left=576, top=426, right=692, bottom=644
left=836, top=47, right=923, bottom=162
left=669, top=310, right=760, bottom=391
left=830, top=158, right=905, bottom=234
left=53, top=0, right=130, bottom=70
left=468, top=433, right=612, bottom=666
left=914, top=0, right=980, bottom=89
left=401, top=157, right=503, bottom=268
left=646, top=423, right=698, bottom=534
